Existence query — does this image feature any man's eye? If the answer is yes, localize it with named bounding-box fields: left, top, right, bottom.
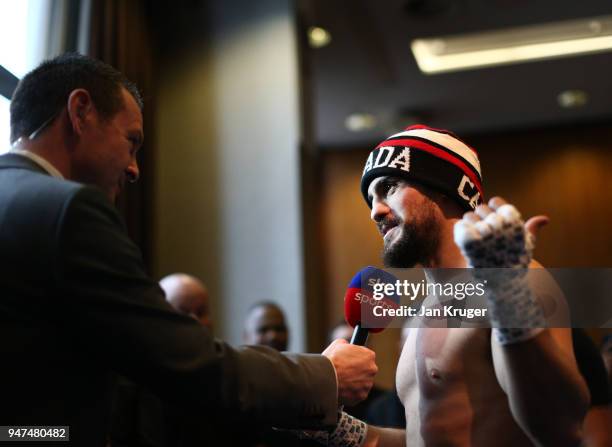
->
left=128, top=138, right=139, bottom=155
left=382, top=181, right=397, bottom=196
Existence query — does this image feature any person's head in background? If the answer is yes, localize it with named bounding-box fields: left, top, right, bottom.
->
left=160, top=273, right=212, bottom=331
left=329, top=320, right=353, bottom=344
left=243, top=302, right=288, bottom=351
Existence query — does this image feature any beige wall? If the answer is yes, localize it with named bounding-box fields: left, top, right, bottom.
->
left=471, top=126, right=612, bottom=267
left=153, top=0, right=307, bottom=350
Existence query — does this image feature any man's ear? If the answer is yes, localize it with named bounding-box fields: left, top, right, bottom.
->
left=66, top=89, right=94, bottom=135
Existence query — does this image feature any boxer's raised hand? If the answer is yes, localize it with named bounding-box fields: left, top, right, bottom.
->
left=453, top=197, right=548, bottom=269
left=322, top=339, right=378, bottom=406
left=453, top=197, right=548, bottom=345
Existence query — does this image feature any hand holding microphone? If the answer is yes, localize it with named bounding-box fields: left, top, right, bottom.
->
left=322, top=338, right=377, bottom=407
left=322, top=266, right=399, bottom=407
left=281, top=340, right=374, bottom=444
left=309, top=267, right=399, bottom=446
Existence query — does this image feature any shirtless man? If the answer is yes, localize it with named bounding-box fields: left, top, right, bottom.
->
left=314, top=126, right=589, bottom=447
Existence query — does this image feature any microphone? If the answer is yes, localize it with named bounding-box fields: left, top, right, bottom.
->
left=344, top=266, right=400, bottom=346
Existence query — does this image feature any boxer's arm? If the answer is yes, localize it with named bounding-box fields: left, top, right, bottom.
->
left=492, top=326, right=589, bottom=446
left=489, top=262, right=589, bottom=444
left=489, top=261, right=588, bottom=445
left=454, top=198, right=589, bottom=445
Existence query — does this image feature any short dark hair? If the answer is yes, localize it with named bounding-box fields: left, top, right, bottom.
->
left=10, top=53, right=143, bottom=144
left=246, top=300, right=283, bottom=315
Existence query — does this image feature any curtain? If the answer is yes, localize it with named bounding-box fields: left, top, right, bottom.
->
left=82, top=0, right=157, bottom=270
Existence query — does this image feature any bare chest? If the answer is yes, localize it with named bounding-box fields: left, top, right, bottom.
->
left=396, top=327, right=523, bottom=445
left=397, top=327, right=493, bottom=402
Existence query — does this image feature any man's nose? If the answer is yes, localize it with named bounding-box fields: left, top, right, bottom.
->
left=370, top=197, right=390, bottom=222
left=126, top=160, right=140, bottom=183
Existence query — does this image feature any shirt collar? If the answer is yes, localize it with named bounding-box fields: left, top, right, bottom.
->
left=9, top=148, right=64, bottom=179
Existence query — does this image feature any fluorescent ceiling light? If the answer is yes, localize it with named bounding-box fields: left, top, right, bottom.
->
left=557, top=89, right=588, bottom=109
left=345, top=113, right=377, bottom=132
left=411, top=15, right=612, bottom=74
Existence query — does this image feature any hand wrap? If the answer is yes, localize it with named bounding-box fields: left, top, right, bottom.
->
left=454, top=204, right=545, bottom=344
left=282, top=411, right=367, bottom=447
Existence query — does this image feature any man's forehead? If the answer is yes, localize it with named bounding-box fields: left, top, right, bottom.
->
left=119, top=88, right=143, bottom=125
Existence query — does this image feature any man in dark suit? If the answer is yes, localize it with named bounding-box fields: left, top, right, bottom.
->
left=0, top=53, right=377, bottom=445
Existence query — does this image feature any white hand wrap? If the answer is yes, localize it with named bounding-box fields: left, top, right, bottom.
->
left=285, top=411, right=367, bottom=447
left=454, top=204, right=545, bottom=344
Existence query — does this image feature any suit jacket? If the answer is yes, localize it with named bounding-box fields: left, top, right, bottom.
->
left=0, top=154, right=337, bottom=445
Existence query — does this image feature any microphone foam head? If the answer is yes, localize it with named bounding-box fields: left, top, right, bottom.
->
left=344, top=266, right=400, bottom=333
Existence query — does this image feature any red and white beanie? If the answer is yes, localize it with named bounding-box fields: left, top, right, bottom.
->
left=361, top=124, right=484, bottom=211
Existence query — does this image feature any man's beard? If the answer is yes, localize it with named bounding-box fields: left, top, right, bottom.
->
left=382, top=208, right=440, bottom=268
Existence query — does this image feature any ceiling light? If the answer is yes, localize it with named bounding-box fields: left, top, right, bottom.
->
left=557, top=90, right=589, bottom=108
left=345, top=113, right=377, bottom=132
left=411, top=15, right=612, bottom=74
left=308, top=26, right=332, bottom=48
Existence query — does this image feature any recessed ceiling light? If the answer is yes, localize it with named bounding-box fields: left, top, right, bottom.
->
left=557, top=90, right=588, bottom=109
left=411, top=15, right=612, bottom=74
left=308, top=26, right=332, bottom=48
left=345, top=113, right=377, bottom=132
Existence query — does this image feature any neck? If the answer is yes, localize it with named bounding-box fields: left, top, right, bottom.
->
left=12, top=132, right=72, bottom=180
left=423, top=217, right=467, bottom=281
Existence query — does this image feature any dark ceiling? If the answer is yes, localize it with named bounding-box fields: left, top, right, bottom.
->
left=300, top=0, right=612, bottom=149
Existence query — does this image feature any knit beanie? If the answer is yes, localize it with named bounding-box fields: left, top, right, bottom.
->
left=361, top=124, right=483, bottom=211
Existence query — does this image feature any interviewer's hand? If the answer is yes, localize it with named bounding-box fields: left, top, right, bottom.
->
left=322, top=338, right=377, bottom=407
